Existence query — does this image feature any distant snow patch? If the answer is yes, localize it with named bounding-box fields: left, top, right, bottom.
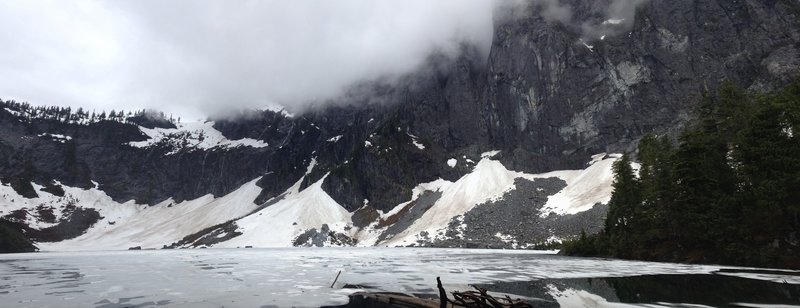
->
left=327, top=135, right=342, bottom=142
left=603, top=18, right=625, bottom=25
left=588, top=153, right=608, bottom=166
left=782, top=125, right=794, bottom=138
left=495, top=233, right=519, bottom=248
left=481, top=150, right=501, bottom=158
left=447, top=159, right=458, bottom=168
left=407, top=133, right=425, bottom=150
left=129, top=121, right=268, bottom=154
left=38, top=133, right=73, bottom=143
left=579, top=39, right=594, bottom=52
left=259, top=103, right=294, bottom=118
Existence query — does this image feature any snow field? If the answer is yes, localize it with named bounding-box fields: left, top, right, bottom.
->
left=129, top=121, right=268, bottom=153
left=5, top=150, right=622, bottom=251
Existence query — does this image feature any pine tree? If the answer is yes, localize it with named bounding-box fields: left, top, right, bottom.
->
left=732, top=80, right=800, bottom=265
left=672, top=94, right=739, bottom=260
left=636, top=134, right=676, bottom=253
left=605, top=155, right=641, bottom=258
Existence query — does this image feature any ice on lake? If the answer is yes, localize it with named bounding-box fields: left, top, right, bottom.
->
left=1, top=248, right=798, bottom=307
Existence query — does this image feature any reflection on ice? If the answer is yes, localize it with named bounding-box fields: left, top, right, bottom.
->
left=481, top=274, right=800, bottom=308
left=0, top=248, right=798, bottom=307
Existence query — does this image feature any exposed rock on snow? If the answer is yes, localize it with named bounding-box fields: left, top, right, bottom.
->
left=5, top=153, right=621, bottom=251
left=129, top=121, right=268, bottom=154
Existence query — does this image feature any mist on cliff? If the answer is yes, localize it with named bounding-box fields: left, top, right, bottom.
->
left=0, top=0, right=647, bottom=119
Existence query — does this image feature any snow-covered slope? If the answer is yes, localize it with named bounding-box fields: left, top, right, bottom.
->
left=536, top=154, right=621, bottom=217
left=378, top=153, right=622, bottom=246
left=217, top=174, right=352, bottom=248
left=2, top=153, right=622, bottom=251
left=35, top=178, right=264, bottom=251
left=129, top=121, right=268, bottom=154
left=382, top=158, right=527, bottom=246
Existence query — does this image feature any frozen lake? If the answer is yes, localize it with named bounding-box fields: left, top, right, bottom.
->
left=1, top=248, right=799, bottom=307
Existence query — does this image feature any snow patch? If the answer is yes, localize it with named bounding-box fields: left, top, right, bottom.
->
left=259, top=103, right=294, bottom=118
left=579, top=39, right=594, bottom=52
left=588, top=153, right=608, bottom=165
left=603, top=18, right=625, bottom=25
left=217, top=173, right=351, bottom=248
left=129, top=121, right=268, bottom=153
left=537, top=155, right=622, bottom=217
left=781, top=125, right=794, bottom=138
left=1, top=182, right=75, bottom=230
left=380, top=153, right=621, bottom=246
left=327, top=135, right=343, bottom=142
left=407, top=133, right=426, bottom=150
left=386, top=158, right=527, bottom=246
left=377, top=179, right=453, bottom=221
left=37, top=133, right=73, bottom=143
left=481, top=150, right=501, bottom=158
left=411, top=139, right=425, bottom=150
left=447, top=158, right=458, bottom=168
left=495, top=232, right=519, bottom=248
left=37, top=178, right=265, bottom=251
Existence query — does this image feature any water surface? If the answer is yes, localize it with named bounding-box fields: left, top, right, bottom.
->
left=0, top=248, right=798, bottom=307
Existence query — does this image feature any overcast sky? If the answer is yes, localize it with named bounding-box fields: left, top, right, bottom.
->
left=0, top=0, right=498, bottom=119
left=0, top=1, right=646, bottom=120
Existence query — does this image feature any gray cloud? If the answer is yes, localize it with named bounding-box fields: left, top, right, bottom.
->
left=0, top=0, right=647, bottom=119
left=0, top=0, right=495, bottom=119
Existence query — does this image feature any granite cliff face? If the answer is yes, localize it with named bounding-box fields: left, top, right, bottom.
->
left=485, top=0, right=800, bottom=170
left=1, top=0, right=799, bottom=250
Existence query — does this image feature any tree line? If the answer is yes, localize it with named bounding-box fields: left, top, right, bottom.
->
left=563, top=80, right=800, bottom=269
left=1, top=99, right=179, bottom=125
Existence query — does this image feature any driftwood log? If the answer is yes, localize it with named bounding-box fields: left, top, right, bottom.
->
left=325, top=278, right=535, bottom=308
left=437, top=277, right=533, bottom=308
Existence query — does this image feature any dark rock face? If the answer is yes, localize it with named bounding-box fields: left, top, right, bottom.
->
left=292, top=224, right=357, bottom=247
left=485, top=0, right=800, bottom=171
left=375, top=190, right=443, bottom=244
left=0, top=218, right=38, bottom=253
left=167, top=220, right=243, bottom=248
left=0, top=0, right=798, bottom=246
left=0, top=106, right=277, bottom=206
left=1, top=203, right=102, bottom=243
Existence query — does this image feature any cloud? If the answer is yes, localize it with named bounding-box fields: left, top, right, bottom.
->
left=498, top=0, right=650, bottom=40
left=0, top=0, right=495, bottom=119
left=582, top=0, right=650, bottom=39
left=0, top=0, right=648, bottom=119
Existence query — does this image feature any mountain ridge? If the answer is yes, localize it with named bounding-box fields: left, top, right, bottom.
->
left=2, top=0, right=799, bottom=251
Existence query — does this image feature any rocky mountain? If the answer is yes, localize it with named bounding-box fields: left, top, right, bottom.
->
left=1, top=0, right=799, bottom=251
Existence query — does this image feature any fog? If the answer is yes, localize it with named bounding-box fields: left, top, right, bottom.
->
left=0, top=0, right=648, bottom=119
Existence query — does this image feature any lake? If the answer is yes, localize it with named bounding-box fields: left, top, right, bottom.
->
left=1, top=248, right=798, bottom=307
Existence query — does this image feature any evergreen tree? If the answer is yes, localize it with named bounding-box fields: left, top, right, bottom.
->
left=636, top=134, right=676, bottom=254
left=604, top=155, right=641, bottom=258
left=732, top=80, right=800, bottom=265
